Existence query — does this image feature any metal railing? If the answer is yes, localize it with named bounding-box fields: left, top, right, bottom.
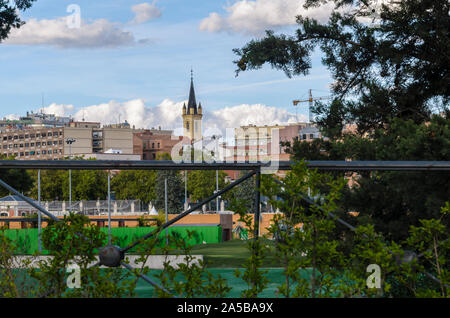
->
left=0, top=159, right=449, bottom=297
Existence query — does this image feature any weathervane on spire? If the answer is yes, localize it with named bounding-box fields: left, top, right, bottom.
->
left=190, top=67, right=193, bottom=81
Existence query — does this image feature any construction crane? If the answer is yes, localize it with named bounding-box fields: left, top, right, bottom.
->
left=293, top=89, right=330, bottom=123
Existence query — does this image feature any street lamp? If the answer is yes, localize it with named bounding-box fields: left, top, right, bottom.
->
left=66, top=138, right=76, bottom=212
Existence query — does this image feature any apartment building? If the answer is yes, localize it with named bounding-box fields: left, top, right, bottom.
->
left=0, top=127, right=65, bottom=160
left=228, top=122, right=322, bottom=162
left=133, top=129, right=183, bottom=160
left=0, top=123, right=134, bottom=160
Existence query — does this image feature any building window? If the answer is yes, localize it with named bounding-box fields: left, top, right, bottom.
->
left=152, top=143, right=155, bottom=148
left=25, top=134, right=29, bottom=139
left=302, top=134, right=307, bottom=140
left=14, top=135, right=18, bottom=140
left=42, top=150, right=46, bottom=155
left=157, top=142, right=160, bottom=148
left=31, top=143, right=34, bottom=147
left=36, top=142, right=41, bottom=147
left=48, top=132, right=52, bottom=137
left=30, top=134, right=35, bottom=139
left=19, top=144, right=23, bottom=148
left=42, top=142, right=46, bottom=146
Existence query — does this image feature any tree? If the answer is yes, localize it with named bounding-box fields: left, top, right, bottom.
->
left=28, top=170, right=64, bottom=201
left=233, top=0, right=449, bottom=132
left=0, top=0, right=36, bottom=42
left=186, top=170, right=228, bottom=210
left=226, top=171, right=257, bottom=214
left=0, top=155, right=33, bottom=198
left=153, top=152, right=184, bottom=214
left=59, top=169, right=108, bottom=201
left=233, top=0, right=450, bottom=241
left=111, top=170, right=157, bottom=204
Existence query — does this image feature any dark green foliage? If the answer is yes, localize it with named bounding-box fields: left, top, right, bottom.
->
left=0, top=155, right=33, bottom=197
left=187, top=170, right=228, bottom=211
left=226, top=171, right=257, bottom=214
left=30, top=213, right=135, bottom=297
left=234, top=0, right=449, bottom=131
left=0, top=0, right=36, bottom=42
left=28, top=170, right=64, bottom=201
left=153, top=230, right=232, bottom=298
left=285, top=116, right=450, bottom=242
left=111, top=170, right=157, bottom=204
left=153, top=153, right=184, bottom=214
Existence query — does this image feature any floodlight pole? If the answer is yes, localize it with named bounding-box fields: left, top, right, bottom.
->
left=165, top=177, right=168, bottom=245
left=184, top=170, right=187, bottom=210
left=65, top=138, right=76, bottom=213
left=216, top=170, right=219, bottom=212
left=38, top=169, right=42, bottom=252
left=108, top=170, right=111, bottom=245
left=255, top=167, right=261, bottom=238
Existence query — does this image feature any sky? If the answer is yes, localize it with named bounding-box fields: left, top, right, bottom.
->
left=0, top=0, right=336, bottom=136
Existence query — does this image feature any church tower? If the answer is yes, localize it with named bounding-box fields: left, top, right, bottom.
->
left=182, top=70, right=203, bottom=142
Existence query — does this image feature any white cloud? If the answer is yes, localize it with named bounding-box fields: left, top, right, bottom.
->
left=209, top=103, right=303, bottom=129
left=131, top=2, right=162, bottom=24
left=7, top=99, right=304, bottom=137
left=199, top=0, right=335, bottom=35
left=3, top=114, right=20, bottom=120
left=4, top=17, right=140, bottom=48
left=37, top=103, right=75, bottom=117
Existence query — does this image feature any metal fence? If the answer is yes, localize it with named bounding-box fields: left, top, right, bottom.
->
left=0, top=159, right=449, bottom=297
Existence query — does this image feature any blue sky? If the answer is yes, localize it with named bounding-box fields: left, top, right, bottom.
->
left=0, top=0, right=334, bottom=131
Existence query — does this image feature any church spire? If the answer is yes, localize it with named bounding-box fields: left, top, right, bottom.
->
left=187, top=68, right=197, bottom=114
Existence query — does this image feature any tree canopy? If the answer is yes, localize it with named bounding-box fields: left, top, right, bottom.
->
left=0, top=0, right=36, bottom=42
left=234, top=0, right=449, bottom=132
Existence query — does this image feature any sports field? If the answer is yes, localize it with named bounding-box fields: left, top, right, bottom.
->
left=2, top=229, right=330, bottom=298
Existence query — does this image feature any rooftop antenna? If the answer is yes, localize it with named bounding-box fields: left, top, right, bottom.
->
left=41, top=92, right=44, bottom=113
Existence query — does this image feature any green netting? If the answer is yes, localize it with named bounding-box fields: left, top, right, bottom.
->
left=2, top=226, right=222, bottom=255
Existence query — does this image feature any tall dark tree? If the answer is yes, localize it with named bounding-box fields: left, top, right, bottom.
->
left=0, top=0, right=36, bottom=42
left=153, top=152, right=184, bottom=214
left=111, top=170, right=157, bottom=205
left=233, top=0, right=450, bottom=241
left=0, top=155, right=33, bottom=197
left=234, top=0, right=449, bottom=132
